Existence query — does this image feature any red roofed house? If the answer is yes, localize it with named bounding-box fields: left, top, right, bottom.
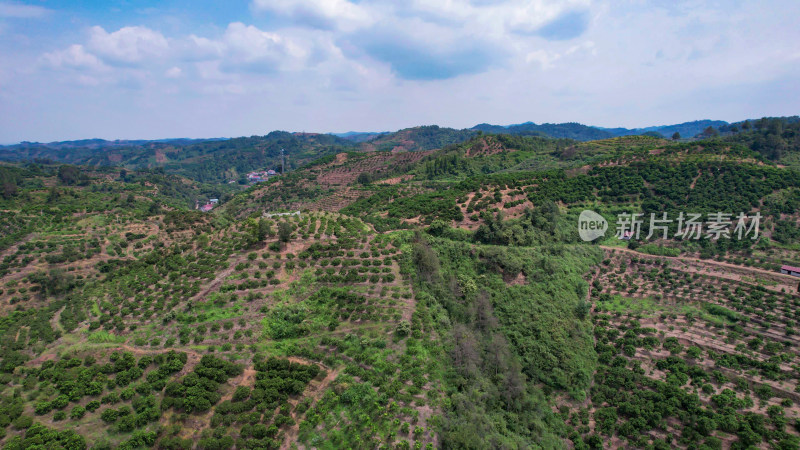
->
left=200, top=203, right=214, bottom=212
left=247, top=170, right=279, bottom=183
left=781, top=265, right=800, bottom=277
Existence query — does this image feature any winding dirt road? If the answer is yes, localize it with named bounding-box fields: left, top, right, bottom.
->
left=601, top=245, right=799, bottom=291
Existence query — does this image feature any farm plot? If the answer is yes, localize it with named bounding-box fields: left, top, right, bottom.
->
left=572, top=249, right=800, bottom=449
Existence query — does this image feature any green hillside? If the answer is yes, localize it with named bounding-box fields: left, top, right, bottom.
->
left=0, top=121, right=798, bottom=449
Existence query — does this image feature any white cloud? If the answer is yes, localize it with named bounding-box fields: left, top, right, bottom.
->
left=565, top=41, right=595, bottom=56
left=165, top=66, right=182, bottom=78
left=251, top=0, right=372, bottom=31
left=12, top=0, right=800, bottom=143
left=302, top=0, right=597, bottom=79
left=250, top=0, right=591, bottom=39
left=41, top=44, right=107, bottom=72
left=392, top=0, right=585, bottom=35
left=526, top=49, right=559, bottom=69
left=38, top=1, right=600, bottom=87
left=505, top=1, right=590, bottom=35
left=525, top=40, right=594, bottom=69
left=0, top=2, right=51, bottom=18
left=177, top=35, right=224, bottom=61
left=48, top=23, right=320, bottom=76
left=220, top=22, right=306, bottom=72
left=87, top=26, right=169, bottom=65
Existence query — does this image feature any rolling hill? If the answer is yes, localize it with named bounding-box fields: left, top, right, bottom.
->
left=472, top=121, right=614, bottom=140
left=5, top=118, right=792, bottom=187
left=0, top=118, right=799, bottom=448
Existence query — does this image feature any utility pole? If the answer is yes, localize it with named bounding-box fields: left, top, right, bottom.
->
left=281, top=148, right=285, bottom=175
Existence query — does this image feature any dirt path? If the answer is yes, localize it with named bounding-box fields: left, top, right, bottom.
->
left=1, top=260, right=43, bottom=283
left=688, top=170, right=702, bottom=192
left=238, top=367, right=257, bottom=387
left=112, top=344, right=204, bottom=377
left=191, top=265, right=235, bottom=302
left=0, top=232, right=36, bottom=259
left=286, top=356, right=331, bottom=371
left=280, top=364, right=342, bottom=450
left=50, top=306, right=65, bottom=334
left=181, top=367, right=258, bottom=444
left=601, top=246, right=799, bottom=285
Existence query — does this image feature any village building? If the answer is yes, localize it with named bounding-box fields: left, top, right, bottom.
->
left=781, top=265, right=800, bottom=277
left=247, top=169, right=280, bottom=183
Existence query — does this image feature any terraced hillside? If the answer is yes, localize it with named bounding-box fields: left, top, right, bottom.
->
left=0, top=161, right=456, bottom=448
left=579, top=249, right=800, bottom=448
left=0, top=120, right=799, bottom=449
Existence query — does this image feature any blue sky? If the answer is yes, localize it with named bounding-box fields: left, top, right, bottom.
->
left=0, top=0, right=798, bottom=142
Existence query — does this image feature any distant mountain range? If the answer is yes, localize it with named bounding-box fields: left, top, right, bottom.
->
left=0, top=119, right=759, bottom=150
left=1, top=117, right=794, bottom=184
left=597, top=120, right=730, bottom=139
left=0, top=132, right=355, bottom=183
left=10, top=137, right=226, bottom=150
left=471, top=122, right=609, bottom=140
left=471, top=119, right=740, bottom=140
left=335, top=119, right=738, bottom=144
left=330, top=131, right=388, bottom=143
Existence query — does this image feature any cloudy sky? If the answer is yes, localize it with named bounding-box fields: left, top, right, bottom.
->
left=0, top=0, right=798, bottom=142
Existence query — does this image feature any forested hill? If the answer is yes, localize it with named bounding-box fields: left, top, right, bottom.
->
left=2, top=117, right=797, bottom=186
left=722, top=116, right=800, bottom=165
left=357, top=125, right=477, bottom=152
left=471, top=122, right=614, bottom=140
left=599, top=119, right=729, bottom=139
left=470, top=119, right=741, bottom=140
left=0, top=132, right=355, bottom=184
